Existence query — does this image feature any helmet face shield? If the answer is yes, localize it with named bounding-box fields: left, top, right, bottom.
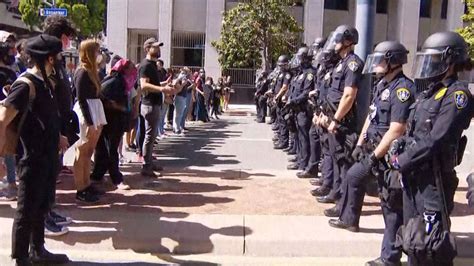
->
left=322, top=32, right=338, bottom=54
left=289, top=54, right=300, bottom=69
left=412, top=49, right=449, bottom=79
left=362, top=53, right=388, bottom=74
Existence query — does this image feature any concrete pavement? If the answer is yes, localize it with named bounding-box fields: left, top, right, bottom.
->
left=0, top=104, right=473, bottom=265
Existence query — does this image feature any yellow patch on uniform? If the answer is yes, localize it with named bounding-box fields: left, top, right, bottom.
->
left=307, top=73, right=314, bottom=81
left=348, top=61, right=359, bottom=72
left=454, top=90, right=468, bottom=109
left=396, top=88, right=410, bottom=103
left=434, top=87, right=448, bottom=100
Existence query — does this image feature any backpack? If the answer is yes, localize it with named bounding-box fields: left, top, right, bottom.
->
left=0, top=76, right=36, bottom=156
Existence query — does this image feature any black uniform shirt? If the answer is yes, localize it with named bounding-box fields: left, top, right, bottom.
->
left=367, top=72, right=415, bottom=139
left=274, top=71, right=292, bottom=95
left=139, top=58, right=163, bottom=106
left=398, top=77, right=473, bottom=172
left=3, top=72, right=60, bottom=157
left=327, top=51, right=363, bottom=107
left=291, top=67, right=317, bottom=106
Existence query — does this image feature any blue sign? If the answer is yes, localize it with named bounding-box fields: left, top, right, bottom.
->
left=40, top=8, right=68, bottom=17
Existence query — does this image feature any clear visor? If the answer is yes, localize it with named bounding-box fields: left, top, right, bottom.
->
left=322, top=32, right=338, bottom=53
left=362, top=53, right=387, bottom=74
left=289, top=54, right=300, bottom=69
left=412, top=49, right=449, bottom=79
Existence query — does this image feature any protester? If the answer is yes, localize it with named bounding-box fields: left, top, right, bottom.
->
left=91, top=59, right=137, bottom=191
left=194, top=69, right=209, bottom=122
left=223, top=75, right=232, bottom=111
left=13, top=39, right=28, bottom=75
left=73, top=39, right=107, bottom=203
left=0, top=30, right=18, bottom=202
left=166, top=67, right=175, bottom=129
left=0, top=34, right=70, bottom=266
left=174, top=67, right=194, bottom=135
left=138, top=38, right=174, bottom=177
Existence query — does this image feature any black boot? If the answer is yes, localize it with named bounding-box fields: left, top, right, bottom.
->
left=15, top=258, right=32, bottom=266
left=30, top=246, right=69, bottom=264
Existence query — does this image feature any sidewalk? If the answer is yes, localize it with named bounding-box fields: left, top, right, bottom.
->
left=0, top=105, right=473, bottom=265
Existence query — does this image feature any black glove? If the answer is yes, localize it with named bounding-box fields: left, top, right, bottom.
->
left=467, top=173, right=474, bottom=208
left=352, top=145, right=364, bottom=162
left=361, top=152, right=378, bottom=168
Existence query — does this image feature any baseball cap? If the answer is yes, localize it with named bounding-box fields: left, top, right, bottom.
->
left=143, top=37, right=163, bottom=49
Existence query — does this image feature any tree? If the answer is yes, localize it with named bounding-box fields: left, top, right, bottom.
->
left=19, top=0, right=106, bottom=37
left=458, top=0, right=474, bottom=59
left=212, top=0, right=303, bottom=71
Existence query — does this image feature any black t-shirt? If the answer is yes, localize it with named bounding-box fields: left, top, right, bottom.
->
left=139, top=59, right=163, bottom=106
left=3, top=72, right=60, bottom=157
left=0, top=66, right=18, bottom=101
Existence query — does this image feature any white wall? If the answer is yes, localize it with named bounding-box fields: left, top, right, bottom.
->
left=173, top=0, right=207, bottom=32
left=106, top=0, right=128, bottom=60
left=127, top=0, right=159, bottom=30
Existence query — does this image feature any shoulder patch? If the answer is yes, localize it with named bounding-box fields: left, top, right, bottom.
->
left=434, top=87, right=448, bottom=100
left=348, top=61, right=359, bottom=72
left=396, top=88, right=410, bottom=103
left=454, top=90, right=468, bottom=109
left=307, top=73, right=314, bottom=81
left=285, top=73, right=291, bottom=79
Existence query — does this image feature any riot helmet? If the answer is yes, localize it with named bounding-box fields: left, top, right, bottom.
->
left=311, top=37, right=327, bottom=67
left=277, top=55, right=290, bottom=70
left=412, top=31, right=469, bottom=80
left=363, top=41, right=409, bottom=74
left=295, top=46, right=313, bottom=68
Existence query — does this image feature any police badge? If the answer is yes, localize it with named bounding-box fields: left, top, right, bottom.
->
left=307, top=73, right=314, bottom=81
left=279, top=73, right=284, bottom=78
left=348, top=61, right=359, bottom=72
left=381, top=89, right=390, bottom=101
left=454, top=91, right=468, bottom=109
left=285, top=73, right=291, bottom=79
left=298, top=74, right=305, bottom=80
left=396, top=88, right=410, bottom=103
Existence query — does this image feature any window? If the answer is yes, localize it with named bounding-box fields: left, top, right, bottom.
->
left=376, top=0, right=388, bottom=14
left=420, top=0, right=431, bottom=18
left=324, top=0, right=349, bottom=11
left=441, top=0, right=448, bottom=19
left=171, top=31, right=206, bottom=67
left=128, top=30, right=157, bottom=65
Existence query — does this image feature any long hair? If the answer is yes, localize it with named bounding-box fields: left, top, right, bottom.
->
left=79, top=39, right=101, bottom=96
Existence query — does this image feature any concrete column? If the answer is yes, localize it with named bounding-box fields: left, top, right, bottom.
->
left=106, top=0, right=128, bottom=59
left=303, top=0, right=324, bottom=43
left=447, top=0, right=464, bottom=30
left=204, top=0, right=225, bottom=80
left=158, top=0, right=173, bottom=68
left=397, top=0, right=421, bottom=76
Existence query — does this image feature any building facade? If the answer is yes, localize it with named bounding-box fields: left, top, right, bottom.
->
left=106, top=0, right=468, bottom=102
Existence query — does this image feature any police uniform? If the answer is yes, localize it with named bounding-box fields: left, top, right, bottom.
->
left=324, top=51, right=363, bottom=200
left=397, top=79, right=472, bottom=263
left=291, top=67, right=317, bottom=170
left=274, top=70, right=292, bottom=147
left=338, top=73, right=415, bottom=263
left=255, top=76, right=270, bottom=122
left=286, top=73, right=300, bottom=155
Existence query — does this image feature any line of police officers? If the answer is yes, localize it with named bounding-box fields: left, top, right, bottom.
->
left=255, top=24, right=473, bottom=266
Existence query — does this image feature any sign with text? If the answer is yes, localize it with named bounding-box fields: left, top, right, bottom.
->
left=40, top=8, right=68, bottom=17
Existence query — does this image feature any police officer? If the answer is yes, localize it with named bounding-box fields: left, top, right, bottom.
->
left=272, top=55, right=292, bottom=149
left=310, top=41, right=340, bottom=194
left=297, top=37, right=327, bottom=178
left=285, top=47, right=317, bottom=172
left=390, top=31, right=473, bottom=266
left=0, top=35, right=69, bottom=265
left=285, top=55, right=303, bottom=163
left=317, top=25, right=363, bottom=207
left=254, top=71, right=270, bottom=123
left=328, top=41, right=414, bottom=266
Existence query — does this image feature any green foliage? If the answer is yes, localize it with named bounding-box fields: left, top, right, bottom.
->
left=18, top=0, right=106, bottom=37
left=212, top=0, right=303, bottom=71
left=457, top=0, right=474, bottom=59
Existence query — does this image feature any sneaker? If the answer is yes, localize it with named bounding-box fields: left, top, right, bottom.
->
left=44, top=218, right=69, bottom=237
left=0, top=185, right=17, bottom=201
left=88, top=184, right=106, bottom=196
left=116, top=182, right=131, bottom=190
left=119, top=155, right=126, bottom=166
left=76, top=188, right=100, bottom=203
left=49, top=211, right=73, bottom=226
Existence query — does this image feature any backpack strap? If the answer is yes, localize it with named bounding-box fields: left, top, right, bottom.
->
left=12, top=76, right=36, bottom=135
